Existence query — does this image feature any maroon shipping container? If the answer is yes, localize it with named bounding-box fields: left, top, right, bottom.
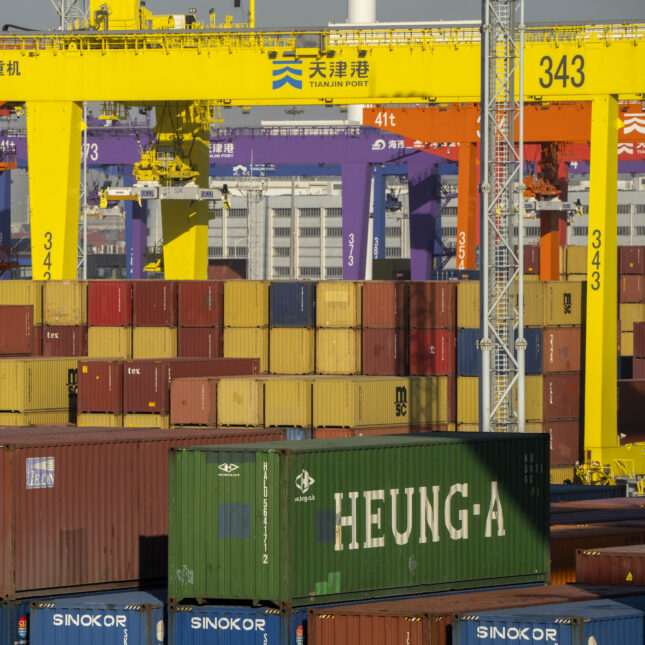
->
left=170, top=377, right=218, bottom=426
left=620, top=275, right=645, bottom=303
left=543, top=372, right=583, bottom=420
left=87, top=280, right=132, bottom=326
left=207, top=259, right=246, bottom=280
left=409, top=328, right=456, bottom=375
left=123, top=357, right=260, bottom=414
left=524, top=244, right=540, bottom=275
left=78, top=360, right=124, bottom=413
left=618, top=379, right=645, bottom=425
left=542, top=327, right=583, bottom=373
left=362, top=281, right=408, bottom=328
left=634, top=358, right=645, bottom=379
left=308, top=584, right=645, bottom=645
left=634, top=323, right=645, bottom=358
left=577, top=545, right=645, bottom=586
left=177, top=281, right=224, bottom=327
left=543, top=420, right=582, bottom=466
left=177, top=327, right=223, bottom=358
left=0, top=426, right=303, bottom=599
left=551, top=498, right=645, bottom=526
left=620, top=246, right=645, bottom=275
left=312, top=425, right=442, bottom=439
left=0, top=305, right=34, bottom=355
left=132, top=281, right=178, bottom=327
left=409, top=281, right=456, bottom=329
left=362, top=328, right=408, bottom=375
left=42, top=326, right=88, bottom=357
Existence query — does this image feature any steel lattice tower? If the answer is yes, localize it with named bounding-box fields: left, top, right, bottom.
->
left=50, top=0, right=88, bottom=30
left=479, top=0, right=526, bottom=433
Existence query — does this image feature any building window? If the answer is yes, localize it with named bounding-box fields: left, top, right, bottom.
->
left=617, top=204, right=631, bottom=215
left=385, top=247, right=402, bottom=258
left=617, top=226, right=630, bottom=236
left=326, top=227, right=343, bottom=237
left=227, top=246, right=248, bottom=257
left=273, top=266, right=290, bottom=277
left=212, top=208, right=223, bottom=218
left=300, top=227, right=321, bottom=237
left=273, top=247, right=291, bottom=257
left=208, top=246, right=223, bottom=257
left=573, top=227, right=588, bottom=236
left=273, top=227, right=291, bottom=237
left=636, top=226, right=645, bottom=236
left=636, top=204, right=645, bottom=214
left=582, top=205, right=590, bottom=214
left=300, top=266, right=321, bottom=277
left=326, top=266, right=343, bottom=277
left=441, top=227, right=458, bottom=237
left=442, top=206, right=458, bottom=216
left=385, top=227, right=401, bottom=237
left=326, top=208, right=342, bottom=218
left=299, top=208, right=321, bottom=218
left=229, top=208, right=248, bottom=218
left=273, top=208, right=292, bottom=218
left=525, top=227, right=540, bottom=237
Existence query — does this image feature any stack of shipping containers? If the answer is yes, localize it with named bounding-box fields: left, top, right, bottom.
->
left=87, top=280, right=133, bottom=358
left=456, top=280, right=480, bottom=431
left=132, top=280, right=178, bottom=358
left=0, top=280, right=43, bottom=355
left=619, top=246, right=645, bottom=365
left=177, top=280, right=223, bottom=358
left=42, top=280, right=88, bottom=356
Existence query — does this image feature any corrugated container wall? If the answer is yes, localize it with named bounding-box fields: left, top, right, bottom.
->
left=217, top=377, right=264, bottom=426
left=523, top=281, right=544, bottom=327
left=542, top=327, right=583, bottom=373
left=78, top=360, right=124, bottom=414
left=409, top=282, right=456, bottom=329
left=269, top=328, right=315, bottom=374
left=178, top=280, right=223, bottom=327
left=315, top=329, right=362, bottom=375
left=543, top=373, right=583, bottom=420
left=87, top=280, right=132, bottom=326
left=177, top=327, right=223, bottom=358
left=363, top=328, right=408, bottom=376
left=42, top=326, right=88, bottom=357
left=363, top=281, right=408, bottom=328
left=168, top=433, right=550, bottom=606
left=316, top=281, right=362, bottom=328
left=224, top=281, right=270, bottom=327
left=621, top=275, right=645, bottom=303
left=223, top=327, right=269, bottom=373
left=577, top=545, right=645, bottom=586
left=170, top=377, right=218, bottom=426
left=264, top=378, right=313, bottom=428
left=0, top=305, right=34, bottom=355
left=524, top=244, right=540, bottom=274
left=132, top=281, right=178, bottom=327
left=565, top=245, right=588, bottom=275
left=634, top=322, right=645, bottom=357
left=620, top=246, right=645, bottom=274
left=132, top=327, right=177, bottom=359
left=43, top=281, right=87, bottom=326
left=457, top=281, right=479, bottom=328
left=87, top=327, right=132, bottom=358
left=409, top=329, right=456, bottom=375
left=0, top=281, right=43, bottom=324
left=269, top=281, right=316, bottom=328
left=544, top=281, right=584, bottom=326
left=544, top=420, right=582, bottom=465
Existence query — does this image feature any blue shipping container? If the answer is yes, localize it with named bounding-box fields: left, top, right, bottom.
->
left=269, top=282, right=316, bottom=328
left=30, top=590, right=165, bottom=645
left=285, top=427, right=312, bottom=441
left=454, top=596, right=645, bottom=645
left=0, top=599, right=30, bottom=645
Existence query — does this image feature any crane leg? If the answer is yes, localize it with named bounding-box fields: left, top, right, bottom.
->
left=341, top=163, right=371, bottom=280
left=456, top=141, right=478, bottom=271
left=26, top=101, right=83, bottom=280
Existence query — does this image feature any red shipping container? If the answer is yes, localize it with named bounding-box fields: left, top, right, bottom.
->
left=362, top=281, right=408, bottom=328
left=132, top=281, right=178, bottom=327
left=170, top=377, right=218, bottom=426
left=177, top=327, right=223, bottom=358
left=87, top=280, right=132, bottom=326
left=178, top=281, right=224, bottom=327
left=633, top=358, right=645, bottom=378
left=543, top=420, right=582, bottom=466
left=523, top=244, right=540, bottom=274
left=543, top=327, right=583, bottom=373
left=409, top=281, right=456, bottom=329
left=0, top=426, right=303, bottom=599
left=634, top=322, right=645, bottom=358
left=313, top=425, right=444, bottom=439
left=620, top=246, right=645, bottom=275
left=207, top=259, right=246, bottom=280
left=42, top=326, right=88, bottom=357
left=618, top=379, right=645, bottom=425
left=409, top=328, right=456, bottom=375
left=577, top=545, right=645, bottom=586
left=123, top=357, right=260, bottom=414
left=620, top=275, right=645, bottom=303
left=0, top=305, right=34, bottom=355
left=543, top=372, right=583, bottom=420
left=362, top=328, right=408, bottom=375
left=78, top=360, right=124, bottom=413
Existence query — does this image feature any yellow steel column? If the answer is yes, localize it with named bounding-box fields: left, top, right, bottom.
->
left=584, top=95, right=619, bottom=465
left=158, top=102, right=210, bottom=280
left=26, top=101, right=83, bottom=280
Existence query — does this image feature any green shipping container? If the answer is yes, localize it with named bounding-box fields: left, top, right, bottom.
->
left=168, top=433, right=549, bottom=607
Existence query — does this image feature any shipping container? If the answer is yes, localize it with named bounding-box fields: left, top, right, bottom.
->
left=223, top=327, right=269, bottom=373
left=87, top=280, right=132, bottom=327
left=132, top=327, right=177, bottom=359
left=565, top=245, right=588, bottom=275
left=577, top=545, right=645, bottom=586
left=363, top=281, right=408, bottom=328
left=269, top=281, right=316, bottom=328
left=453, top=596, right=645, bottom=645
left=543, top=373, right=583, bottom=420
left=620, top=246, right=645, bottom=275
left=634, top=322, right=645, bottom=357
left=123, top=358, right=260, bottom=415
left=123, top=413, right=170, bottom=428
left=618, top=379, right=645, bottom=425
left=30, top=589, right=165, bottom=645
left=550, top=465, right=577, bottom=485
left=178, top=280, right=223, bottom=327
left=457, top=281, right=479, bottom=329
left=0, top=598, right=31, bottom=645
left=363, top=328, right=408, bottom=376
left=620, top=303, right=645, bottom=332
left=524, top=243, right=540, bottom=274
left=409, top=282, right=455, bottom=329
left=0, top=426, right=300, bottom=599
left=42, top=326, right=88, bottom=357
left=43, top=281, right=87, bottom=326
left=0, top=281, right=43, bottom=324
left=543, top=281, right=584, bottom=326
left=634, top=358, right=645, bottom=379
left=269, top=328, right=315, bottom=374
left=132, top=280, right=178, bottom=327
left=217, top=377, right=264, bottom=426
left=87, top=327, right=132, bottom=359
left=224, top=281, right=270, bottom=327
left=622, top=331, right=635, bottom=357
left=619, top=355, right=634, bottom=378
left=621, top=275, right=645, bottom=303
left=312, top=425, right=448, bottom=438
left=78, top=359, right=123, bottom=413
left=264, top=378, right=313, bottom=428
left=550, top=484, right=626, bottom=503
left=542, top=327, right=583, bottom=373
left=0, top=305, right=34, bottom=355
left=315, top=329, right=362, bottom=375
left=409, top=329, right=455, bottom=376
left=77, top=413, right=123, bottom=427
left=316, top=281, right=362, bottom=328
left=168, top=433, right=550, bottom=606
left=543, top=420, right=582, bottom=466
left=170, top=376, right=218, bottom=426
left=523, top=281, right=544, bottom=327
left=308, top=584, right=645, bottom=645
left=177, top=326, right=223, bottom=358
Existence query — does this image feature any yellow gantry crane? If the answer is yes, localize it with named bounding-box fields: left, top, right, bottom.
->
left=0, top=1, right=644, bottom=471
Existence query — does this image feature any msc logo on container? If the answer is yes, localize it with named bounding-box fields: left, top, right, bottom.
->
left=26, top=457, right=55, bottom=489
left=272, top=60, right=303, bottom=89
left=563, top=292, right=572, bottom=314
left=218, top=463, right=240, bottom=476
left=395, top=386, right=407, bottom=417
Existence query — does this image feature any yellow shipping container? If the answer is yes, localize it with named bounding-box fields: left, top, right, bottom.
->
left=559, top=246, right=566, bottom=276
left=456, top=423, right=479, bottom=432
left=550, top=464, right=578, bottom=485
left=526, top=422, right=543, bottom=433
left=408, top=376, right=453, bottom=425
left=0, top=357, right=77, bottom=413
left=0, top=411, right=72, bottom=426
left=77, top=413, right=123, bottom=427
left=132, top=327, right=177, bottom=359
left=123, top=413, right=169, bottom=429
left=524, top=275, right=540, bottom=282
left=620, top=303, right=645, bottom=332
left=43, top=280, right=87, bottom=325
left=264, top=378, right=313, bottom=427
left=217, top=377, right=264, bottom=427
left=88, top=327, right=133, bottom=358
left=0, top=280, right=43, bottom=324
left=565, top=245, right=587, bottom=275
left=526, top=375, right=543, bottom=422
left=457, top=376, right=478, bottom=424
left=223, top=281, right=269, bottom=327
left=316, top=281, right=362, bottom=328
left=223, top=327, right=269, bottom=373
left=544, top=281, right=584, bottom=326
left=315, top=329, right=361, bottom=375
left=566, top=274, right=588, bottom=282
left=269, top=328, right=315, bottom=374
left=457, top=281, right=479, bottom=329
left=524, top=281, right=544, bottom=327
left=621, top=331, right=634, bottom=357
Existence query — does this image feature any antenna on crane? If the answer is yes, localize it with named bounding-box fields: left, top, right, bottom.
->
left=50, top=0, right=88, bottom=30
